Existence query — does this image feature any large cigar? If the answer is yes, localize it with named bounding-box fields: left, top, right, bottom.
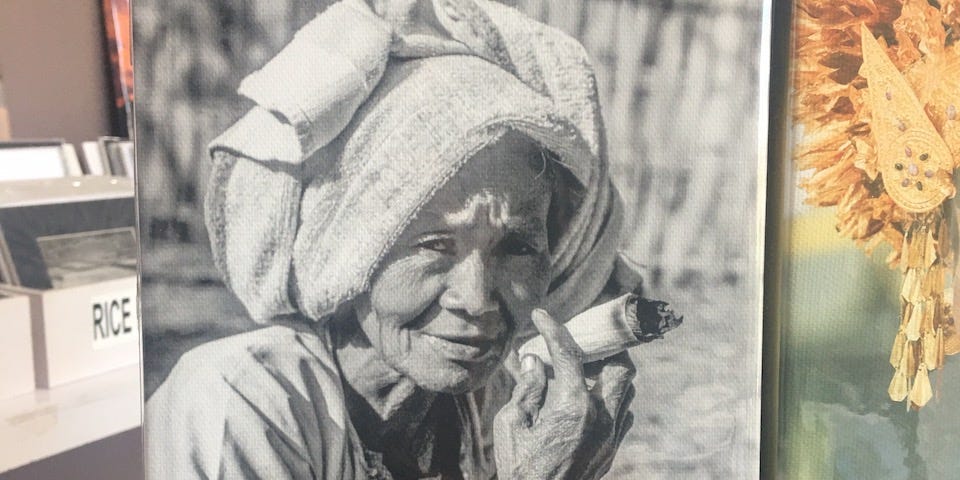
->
left=518, top=294, right=682, bottom=365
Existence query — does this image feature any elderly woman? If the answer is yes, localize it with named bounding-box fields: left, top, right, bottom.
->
left=147, top=1, right=667, bottom=478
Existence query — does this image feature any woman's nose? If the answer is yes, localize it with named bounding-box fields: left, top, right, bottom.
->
left=439, top=250, right=499, bottom=317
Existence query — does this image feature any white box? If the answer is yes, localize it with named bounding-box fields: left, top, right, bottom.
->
left=0, top=293, right=34, bottom=399
left=2, top=276, right=139, bottom=388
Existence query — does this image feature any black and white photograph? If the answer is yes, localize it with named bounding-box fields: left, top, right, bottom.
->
left=36, top=227, right=137, bottom=288
left=0, top=176, right=135, bottom=290
left=136, top=0, right=770, bottom=478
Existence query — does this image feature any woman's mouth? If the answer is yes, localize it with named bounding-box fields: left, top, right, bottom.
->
left=419, top=332, right=502, bottom=362
left=410, top=304, right=512, bottom=363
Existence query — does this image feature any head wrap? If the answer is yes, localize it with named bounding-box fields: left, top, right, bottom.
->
left=206, top=0, right=623, bottom=326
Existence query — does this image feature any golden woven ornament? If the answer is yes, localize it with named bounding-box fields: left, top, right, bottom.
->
left=793, top=0, right=960, bottom=409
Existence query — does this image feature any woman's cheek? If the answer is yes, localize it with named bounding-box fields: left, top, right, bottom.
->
left=506, top=280, right=538, bottom=314
left=370, top=254, right=447, bottom=326
left=506, top=255, right=550, bottom=296
left=499, top=255, right=550, bottom=323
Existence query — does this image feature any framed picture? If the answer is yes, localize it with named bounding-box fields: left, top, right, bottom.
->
left=35, top=227, right=137, bottom=289
left=136, top=1, right=772, bottom=478
left=0, top=176, right=135, bottom=289
left=98, top=136, right=134, bottom=178
left=777, top=0, right=960, bottom=476
left=81, top=140, right=108, bottom=176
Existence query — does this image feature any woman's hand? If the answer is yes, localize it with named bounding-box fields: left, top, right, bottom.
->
left=494, top=309, right=636, bottom=479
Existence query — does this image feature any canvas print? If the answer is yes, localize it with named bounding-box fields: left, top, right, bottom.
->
left=136, top=0, right=769, bottom=478
left=780, top=0, right=960, bottom=477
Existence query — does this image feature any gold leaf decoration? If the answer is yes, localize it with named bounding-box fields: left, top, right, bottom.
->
left=794, top=0, right=960, bottom=408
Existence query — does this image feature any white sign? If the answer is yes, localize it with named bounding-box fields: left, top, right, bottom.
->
left=91, top=288, right=138, bottom=350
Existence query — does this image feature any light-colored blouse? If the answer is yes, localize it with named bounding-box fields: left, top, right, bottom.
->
left=145, top=326, right=501, bottom=480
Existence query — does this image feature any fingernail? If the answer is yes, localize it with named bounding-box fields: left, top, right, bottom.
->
left=531, top=308, right=549, bottom=324
left=521, top=354, right=537, bottom=372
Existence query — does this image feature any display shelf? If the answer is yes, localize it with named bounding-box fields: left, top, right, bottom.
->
left=0, top=364, right=141, bottom=473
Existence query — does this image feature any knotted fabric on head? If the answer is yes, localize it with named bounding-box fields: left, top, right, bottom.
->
left=206, top=0, right=623, bottom=326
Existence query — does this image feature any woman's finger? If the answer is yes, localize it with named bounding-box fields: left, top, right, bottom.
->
left=616, top=384, right=636, bottom=427
left=531, top=308, right=586, bottom=393
left=615, top=411, right=635, bottom=449
left=596, top=351, right=636, bottom=418
left=613, top=384, right=636, bottom=449
left=506, top=354, right=548, bottom=428
left=516, top=354, right=547, bottom=425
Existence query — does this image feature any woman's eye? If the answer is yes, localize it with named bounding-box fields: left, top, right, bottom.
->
left=417, top=238, right=454, bottom=254
left=500, top=236, right=539, bottom=256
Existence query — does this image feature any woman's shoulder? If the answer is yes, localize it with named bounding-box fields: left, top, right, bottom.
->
left=153, top=325, right=341, bottom=410
left=146, top=325, right=353, bottom=478
left=171, top=325, right=333, bottom=380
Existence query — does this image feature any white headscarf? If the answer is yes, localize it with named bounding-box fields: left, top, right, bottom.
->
left=205, top=0, right=623, bottom=327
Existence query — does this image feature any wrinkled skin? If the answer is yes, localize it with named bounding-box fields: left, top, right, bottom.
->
left=353, top=131, right=554, bottom=395
left=494, top=310, right=636, bottom=480
left=346, top=131, right=636, bottom=478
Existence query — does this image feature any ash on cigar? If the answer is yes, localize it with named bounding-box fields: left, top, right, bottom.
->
left=629, top=297, right=683, bottom=343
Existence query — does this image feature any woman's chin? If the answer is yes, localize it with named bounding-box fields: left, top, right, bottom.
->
left=403, top=349, right=503, bottom=394
left=419, top=371, right=477, bottom=394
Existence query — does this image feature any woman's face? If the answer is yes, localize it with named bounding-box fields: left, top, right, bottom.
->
left=354, top=132, right=553, bottom=394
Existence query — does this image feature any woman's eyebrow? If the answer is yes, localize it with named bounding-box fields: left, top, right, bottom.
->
left=509, top=199, right=549, bottom=228
left=412, top=229, right=455, bottom=238
left=503, top=218, right=547, bottom=239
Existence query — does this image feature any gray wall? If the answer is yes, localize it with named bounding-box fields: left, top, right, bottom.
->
left=0, top=0, right=112, bottom=145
